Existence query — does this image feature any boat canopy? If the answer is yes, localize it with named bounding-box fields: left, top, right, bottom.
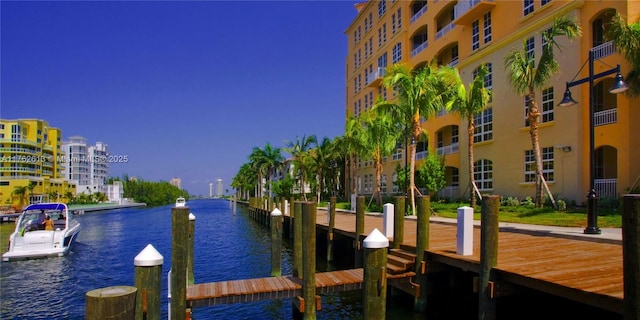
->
left=24, top=203, right=68, bottom=211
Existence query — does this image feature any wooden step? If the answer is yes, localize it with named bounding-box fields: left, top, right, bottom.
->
left=389, top=248, right=417, bottom=261
left=386, top=262, right=408, bottom=275
left=387, top=253, right=414, bottom=269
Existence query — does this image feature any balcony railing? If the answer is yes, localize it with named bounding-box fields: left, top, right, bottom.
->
left=410, top=5, right=428, bottom=24
left=592, top=41, right=615, bottom=60
left=436, top=22, right=454, bottom=39
left=411, top=41, right=428, bottom=57
left=438, top=186, right=459, bottom=199
left=0, top=138, right=37, bottom=146
left=454, top=0, right=495, bottom=25
left=367, top=67, right=386, bottom=87
left=0, top=147, right=37, bottom=154
left=449, top=57, right=459, bottom=67
left=595, top=178, right=617, bottom=199
left=594, top=108, right=617, bottom=126
left=437, top=143, right=459, bottom=155
left=416, top=150, right=428, bottom=160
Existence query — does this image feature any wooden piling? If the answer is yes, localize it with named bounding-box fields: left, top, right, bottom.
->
left=355, top=196, right=365, bottom=268
left=86, top=286, right=137, bottom=320
left=363, top=228, right=389, bottom=320
left=171, top=206, right=190, bottom=320
left=289, top=196, right=295, bottom=242
left=327, top=196, right=336, bottom=262
left=302, top=202, right=317, bottom=319
left=188, top=212, right=196, bottom=285
left=293, top=201, right=303, bottom=278
left=134, top=244, right=163, bottom=320
left=623, top=194, right=640, bottom=320
left=414, top=195, right=430, bottom=312
left=271, top=208, right=283, bottom=277
left=479, top=195, right=500, bottom=320
left=393, top=196, right=405, bottom=249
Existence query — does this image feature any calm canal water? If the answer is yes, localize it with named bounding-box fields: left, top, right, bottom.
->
left=0, top=199, right=417, bottom=319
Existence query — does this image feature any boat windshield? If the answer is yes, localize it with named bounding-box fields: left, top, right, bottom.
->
left=18, top=208, right=67, bottom=232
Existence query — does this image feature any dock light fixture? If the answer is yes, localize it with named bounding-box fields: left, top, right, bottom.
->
left=558, top=42, right=629, bottom=234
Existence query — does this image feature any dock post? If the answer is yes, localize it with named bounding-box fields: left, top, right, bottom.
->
left=457, top=206, right=474, bottom=256
left=622, top=194, right=640, bottom=320
left=414, top=196, right=430, bottom=312
left=479, top=195, right=500, bottom=320
left=188, top=212, right=196, bottom=285
left=393, top=196, right=405, bottom=249
left=271, top=208, right=283, bottom=277
left=383, top=203, right=394, bottom=238
left=293, top=201, right=303, bottom=278
left=302, top=201, right=317, bottom=319
left=86, top=286, right=137, bottom=320
left=171, top=206, right=190, bottom=320
left=355, top=196, right=365, bottom=268
left=134, top=244, right=163, bottom=320
left=363, top=228, right=389, bottom=320
left=289, top=196, right=295, bottom=243
left=327, top=196, right=336, bottom=262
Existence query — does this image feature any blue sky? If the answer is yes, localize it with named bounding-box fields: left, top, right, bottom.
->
left=1, top=1, right=358, bottom=196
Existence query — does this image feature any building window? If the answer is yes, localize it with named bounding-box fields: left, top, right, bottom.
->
left=378, top=52, right=388, bottom=69
left=523, top=0, right=534, bottom=16
left=358, top=26, right=362, bottom=42
left=392, top=13, right=396, bottom=33
left=541, top=0, right=551, bottom=7
left=397, top=8, right=402, bottom=29
left=353, top=31, right=357, bottom=45
left=381, top=174, right=387, bottom=194
left=369, top=38, right=373, bottom=56
left=378, top=86, right=387, bottom=101
left=472, top=19, right=480, bottom=50
left=365, top=43, right=369, bottom=59
left=383, top=24, right=387, bottom=44
left=369, top=92, right=374, bottom=109
left=525, top=147, right=554, bottom=182
left=451, top=167, right=459, bottom=187
left=378, top=0, right=386, bottom=17
left=474, top=159, right=493, bottom=190
left=483, top=11, right=492, bottom=43
left=524, top=95, right=531, bottom=127
left=452, top=126, right=459, bottom=144
left=526, top=36, right=535, bottom=62
left=473, top=63, right=492, bottom=98
left=364, top=17, right=369, bottom=33
left=368, top=12, right=373, bottom=30
left=542, top=87, right=554, bottom=122
left=392, top=42, right=402, bottom=63
left=473, top=108, right=493, bottom=143
left=392, top=173, right=399, bottom=193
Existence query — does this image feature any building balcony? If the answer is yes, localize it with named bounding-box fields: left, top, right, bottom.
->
left=436, top=22, right=454, bottom=39
left=411, top=41, right=428, bottom=57
left=594, top=108, right=617, bottom=126
left=0, top=147, right=37, bottom=154
left=416, top=150, right=428, bottom=160
left=592, top=41, right=615, bottom=60
left=453, top=0, right=495, bottom=25
left=410, top=5, right=428, bottom=24
left=0, top=138, right=37, bottom=146
left=595, top=178, right=617, bottom=199
left=0, top=167, right=37, bottom=173
left=367, top=67, right=386, bottom=87
left=437, top=143, right=459, bottom=155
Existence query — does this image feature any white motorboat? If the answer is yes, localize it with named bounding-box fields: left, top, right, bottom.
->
left=175, top=197, right=186, bottom=207
left=2, top=203, right=81, bottom=262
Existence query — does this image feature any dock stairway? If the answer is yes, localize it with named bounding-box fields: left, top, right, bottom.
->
left=387, top=248, right=417, bottom=276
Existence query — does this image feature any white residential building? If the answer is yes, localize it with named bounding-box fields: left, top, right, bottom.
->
left=62, top=136, right=109, bottom=195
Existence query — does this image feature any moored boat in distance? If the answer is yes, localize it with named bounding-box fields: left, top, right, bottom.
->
left=176, top=197, right=186, bottom=207
left=2, top=203, right=81, bottom=262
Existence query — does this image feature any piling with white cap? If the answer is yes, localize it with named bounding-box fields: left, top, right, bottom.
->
left=383, top=203, right=394, bottom=238
left=271, top=208, right=283, bottom=276
left=363, top=228, right=389, bottom=319
left=134, top=244, right=164, bottom=320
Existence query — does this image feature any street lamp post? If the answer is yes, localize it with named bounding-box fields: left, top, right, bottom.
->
left=558, top=44, right=628, bottom=235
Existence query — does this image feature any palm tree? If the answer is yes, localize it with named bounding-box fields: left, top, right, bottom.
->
left=284, top=135, right=317, bottom=201
left=341, top=115, right=367, bottom=201
left=12, top=186, right=27, bottom=207
left=308, top=136, right=335, bottom=203
left=504, top=14, right=581, bottom=207
left=448, top=64, right=492, bottom=207
left=231, top=163, right=257, bottom=200
left=360, top=110, right=401, bottom=207
left=374, top=62, right=457, bottom=214
left=606, top=13, right=640, bottom=97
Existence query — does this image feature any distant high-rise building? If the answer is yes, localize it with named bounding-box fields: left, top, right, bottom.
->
left=62, top=136, right=109, bottom=195
left=209, top=183, right=213, bottom=198
left=170, top=177, right=181, bottom=189
left=216, top=179, right=223, bottom=197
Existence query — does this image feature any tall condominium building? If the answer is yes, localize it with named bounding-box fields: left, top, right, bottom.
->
left=0, top=118, right=75, bottom=206
left=345, top=1, right=640, bottom=204
left=217, top=178, right=223, bottom=197
left=62, top=136, right=109, bottom=195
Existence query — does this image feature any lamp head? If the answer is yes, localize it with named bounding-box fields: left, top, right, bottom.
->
left=558, top=86, right=578, bottom=107
left=609, top=70, right=629, bottom=94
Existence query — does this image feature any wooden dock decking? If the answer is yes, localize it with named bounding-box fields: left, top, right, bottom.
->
left=187, top=204, right=626, bottom=315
